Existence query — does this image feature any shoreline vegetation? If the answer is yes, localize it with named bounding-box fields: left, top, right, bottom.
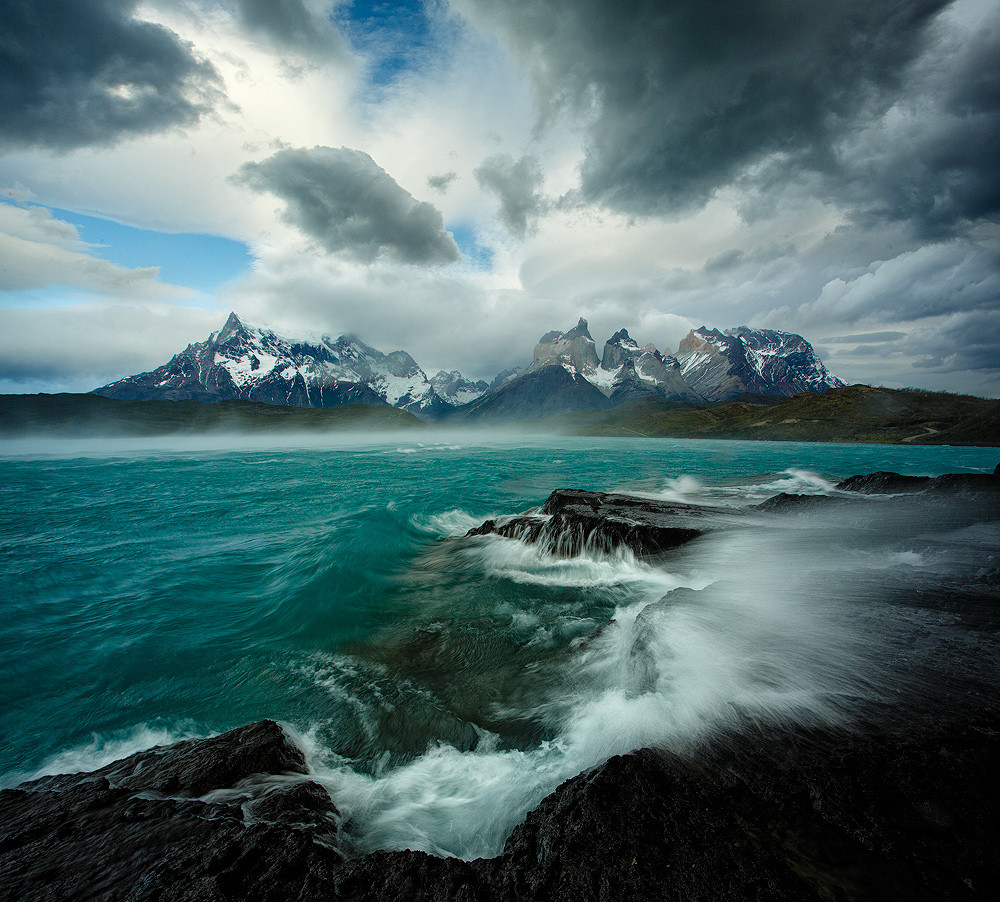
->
left=2, top=384, right=999, bottom=446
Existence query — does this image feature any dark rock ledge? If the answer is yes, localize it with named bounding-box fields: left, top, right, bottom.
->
left=467, top=488, right=738, bottom=557
left=3, top=712, right=999, bottom=900
left=756, top=467, right=1000, bottom=513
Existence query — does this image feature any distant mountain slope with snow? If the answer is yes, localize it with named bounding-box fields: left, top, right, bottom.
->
left=94, top=313, right=484, bottom=417
left=93, top=313, right=844, bottom=422
left=675, top=326, right=845, bottom=401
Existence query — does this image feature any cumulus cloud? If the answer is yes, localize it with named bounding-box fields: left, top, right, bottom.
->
left=474, top=153, right=547, bottom=238
left=236, top=145, right=461, bottom=264
left=233, top=0, right=351, bottom=61
left=805, top=242, right=1000, bottom=324
left=0, top=202, right=190, bottom=298
left=0, top=0, right=222, bottom=150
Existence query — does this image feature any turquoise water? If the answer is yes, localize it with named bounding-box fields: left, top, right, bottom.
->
left=1, top=433, right=998, bottom=856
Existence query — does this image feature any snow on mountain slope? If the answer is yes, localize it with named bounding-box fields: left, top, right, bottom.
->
left=675, top=326, right=845, bottom=401
left=95, top=313, right=460, bottom=416
left=429, top=371, right=489, bottom=406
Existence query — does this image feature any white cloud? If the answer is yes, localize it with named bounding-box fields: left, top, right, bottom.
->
left=0, top=203, right=191, bottom=298
left=0, top=302, right=223, bottom=391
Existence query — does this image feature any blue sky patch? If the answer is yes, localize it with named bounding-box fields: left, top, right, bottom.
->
left=337, top=0, right=437, bottom=90
left=448, top=224, right=494, bottom=270
left=50, top=207, right=253, bottom=295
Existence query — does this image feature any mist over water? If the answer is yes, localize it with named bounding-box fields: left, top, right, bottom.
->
left=1, top=434, right=997, bottom=858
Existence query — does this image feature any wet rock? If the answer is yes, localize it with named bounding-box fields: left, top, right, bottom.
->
left=754, top=492, right=844, bottom=512
left=0, top=721, right=342, bottom=901
left=3, top=713, right=999, bottom=900
left=837, top=470, right=1000, bottom=495
left=835, top=471, right=932, bottom=494
left=467, top=488, right=732, bottom=557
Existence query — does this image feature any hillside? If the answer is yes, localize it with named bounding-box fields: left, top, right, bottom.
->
left=550, top=385, right=1000, bottom=446
left=0, top=394, right=425, bottom=438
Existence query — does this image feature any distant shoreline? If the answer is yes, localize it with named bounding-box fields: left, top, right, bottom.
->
left=2, top=385, right=999, bottom=447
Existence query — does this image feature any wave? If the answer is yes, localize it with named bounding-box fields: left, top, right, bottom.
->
left=3, top=721, right=208, bottom=788
left=295, top=492, right=991, bottom=861
left=623, top=468, right=840, bottom=508
left=410, top=509, right=492, bottom=537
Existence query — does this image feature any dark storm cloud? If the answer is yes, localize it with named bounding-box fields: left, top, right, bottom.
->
left=462, top=0, right=963, bottom=220
left=842, top=11, right=1000, bottom=236
left=237, top=146, right=460, bottom=264
left=0, top=0, right=221, bottom=150
left=474, top=153, right=547, bottom=238
left=910, top=310, right=1000, bottom=374
left=234, top=0, right=350, bottom=60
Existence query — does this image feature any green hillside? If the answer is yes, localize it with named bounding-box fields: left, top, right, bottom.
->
left=551, top=385, right=1000, bottom=446
left=0, top=394, right=425, bottom=437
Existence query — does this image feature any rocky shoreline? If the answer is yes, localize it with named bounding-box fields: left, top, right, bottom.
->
left=2, top=468, right=998, bottom=900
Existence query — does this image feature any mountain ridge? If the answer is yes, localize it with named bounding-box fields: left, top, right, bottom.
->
left=93, top=312, right=845, bottom=422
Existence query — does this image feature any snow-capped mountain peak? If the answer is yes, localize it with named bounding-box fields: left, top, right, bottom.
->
left=94, top=312, right=475, bottom=417
left=675, top=325, right=845, bottom=400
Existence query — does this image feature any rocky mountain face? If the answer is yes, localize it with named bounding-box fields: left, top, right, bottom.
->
left=456, top=317, right=838, bottom=421
left=94, top=313, right=487, bottom=418
left=93, top=313, right=843, bottom=423
left=449, top=364, right=611, bottom=423
left=528, top=318, right=602, bottom=376
left=429, top=370, right=489, bottom=406
left=675, top=326, right=845, bottom=401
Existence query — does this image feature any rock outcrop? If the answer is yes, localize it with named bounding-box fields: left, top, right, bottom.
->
left=836, top=470, right=1000, bottom=495
left=528, top=318, right=602, bottom=376
left=4, top=713, right=998, bottom=900
left=466, top=488, right=736, bottom=556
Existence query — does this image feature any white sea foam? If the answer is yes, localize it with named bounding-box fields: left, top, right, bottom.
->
left=4, top=722, right=207, bottom=788
left=303, top=500, right=932, bottom=861
left=463, top=533, right=698, bottom=590
left=412, top=509, right=490, bottom=537
left=623, top=469, right=841, bottom=509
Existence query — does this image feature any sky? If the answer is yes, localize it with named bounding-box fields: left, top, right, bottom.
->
left=1, top=0, right=998, bottom=396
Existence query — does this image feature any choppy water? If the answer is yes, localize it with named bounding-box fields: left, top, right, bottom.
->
left=1, top=432, right=998, bottom=858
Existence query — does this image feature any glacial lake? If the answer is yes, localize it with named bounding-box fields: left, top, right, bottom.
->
left=2, top=433, right=997, bottom=857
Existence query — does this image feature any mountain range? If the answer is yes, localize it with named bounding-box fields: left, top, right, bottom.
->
left=94, top=313, right=845, bottom=421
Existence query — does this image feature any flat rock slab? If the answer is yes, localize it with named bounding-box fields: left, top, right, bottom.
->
left=468, top=488, right=735, bottom=557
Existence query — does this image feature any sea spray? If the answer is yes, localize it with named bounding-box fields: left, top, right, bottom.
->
left=302, top=497, right=969, bottom=860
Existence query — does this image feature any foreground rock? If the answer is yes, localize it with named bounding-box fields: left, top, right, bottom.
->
left=467, top=488, right=735, bottom=557
left=0, top=721, right=343, bottom=900
left=4, top=710, right=998, bottom=900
